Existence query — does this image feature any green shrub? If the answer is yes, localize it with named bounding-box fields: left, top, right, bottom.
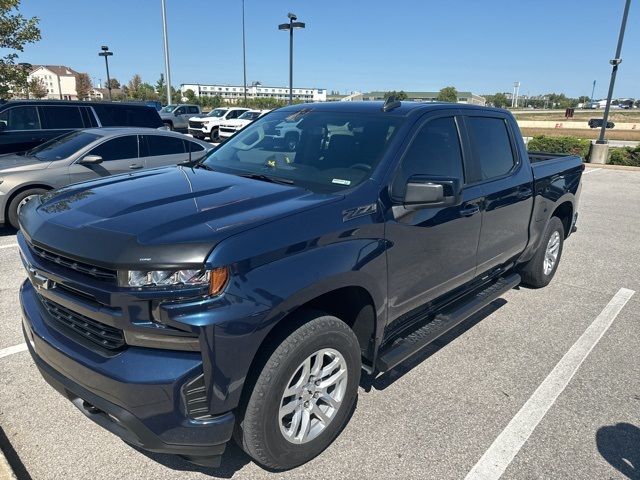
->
left=527, top=135, right=591, bottom=159
left=609, top=145, right=640, bottom=166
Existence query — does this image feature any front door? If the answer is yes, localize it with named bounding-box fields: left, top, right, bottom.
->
left=67, top=134, right=142, bottom=184
left=0, top=105, right=44, bottom=154
left=385, top=114, right=483, bottom=324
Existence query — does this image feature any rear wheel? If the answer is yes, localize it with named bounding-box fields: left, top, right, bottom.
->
left=209, top=127, right=219, bottom=142
left=520, top=216, right=564, bottom=288
left=236, top=313, right=360, bottom=470
left=7, top=188, right=47, bottom=230
left=164, top=121, right=174, bottom=131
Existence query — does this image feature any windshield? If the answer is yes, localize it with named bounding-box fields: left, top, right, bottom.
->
left=25, top=131, right=100, bottom=161
left=202, top=109, right=403, bottom=193
left=160, top=105, right=177, bottom=113
left=239, top=111, right=261, bottom=120
left=207, top=108, right=228, bottom=118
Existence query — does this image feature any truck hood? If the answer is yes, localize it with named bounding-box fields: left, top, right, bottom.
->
left=20, top=166, right=338, bottom=269
left=0, top=153, right=49, bottom=173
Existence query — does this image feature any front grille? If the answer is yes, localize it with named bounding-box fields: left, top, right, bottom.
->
left=183, top=374, right=212, bottom=420
left=189, top=121, right=204, bottom=129
left=30, top=244, right=117, bottom=282
left=40, top=296, right=125, bottom=351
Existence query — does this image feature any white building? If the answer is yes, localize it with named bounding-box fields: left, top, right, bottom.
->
left=180, top=82, right=327, bottom=103
left=28, top=65, right=80, bottom=100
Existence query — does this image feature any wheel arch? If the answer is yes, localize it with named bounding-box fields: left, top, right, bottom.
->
left=4, top=183, right=54, bottom=224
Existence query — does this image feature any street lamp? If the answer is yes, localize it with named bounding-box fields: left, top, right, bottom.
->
left=18, top=62, right=32, bottom=99
left=98, top=46, right=113, bottom=101
left=278, top=12, right=305, bottom=105
left=242, top=0, right=247, bottom=103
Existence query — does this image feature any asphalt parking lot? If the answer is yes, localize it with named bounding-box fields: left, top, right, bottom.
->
left=1, top=166, right=639, bottom=480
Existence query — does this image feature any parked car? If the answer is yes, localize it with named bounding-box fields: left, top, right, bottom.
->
left=218, top=109, right=270, bottom=141
left=188, top=107, right=250, bottom=141
left=0, top=100, right=164, bottom=155
left=0, top=127, right=211, bottom=229
left=159, top=104, right=202, bottom=132
left=19, top=101, right=582, bottom=470
left=588, top=118, right=615, bottom=128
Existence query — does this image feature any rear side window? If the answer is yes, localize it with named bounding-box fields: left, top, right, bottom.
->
left=145, top=135, right=186, bottom=156
left=0, top=106, right=41, bottom=130
left=39, top=106, right=84, bottom=129
left=466, top=117, right=516, bottom=180
left=88, top=136, right=138, bottom=161
left=92, top=105, right=162, bottom=128
left=185, top=140, right=205, bottom=152
left=187, top=106, right=199, bottom=114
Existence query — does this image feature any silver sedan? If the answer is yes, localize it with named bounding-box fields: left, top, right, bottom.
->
left=0, top=127, right=213, bottom=229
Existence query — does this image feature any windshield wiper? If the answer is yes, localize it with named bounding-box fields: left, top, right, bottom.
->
left=237, top=173, right=294, bottom=185
left=194, top=163, right=215, bottom=171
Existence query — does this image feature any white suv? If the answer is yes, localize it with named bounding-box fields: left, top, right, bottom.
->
left=218, top=109, right=270, bottom=141
left=187, top=107, right=249, bottom=141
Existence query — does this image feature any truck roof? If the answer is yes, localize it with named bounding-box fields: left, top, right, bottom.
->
left=277, top=101, right=508, bottom=118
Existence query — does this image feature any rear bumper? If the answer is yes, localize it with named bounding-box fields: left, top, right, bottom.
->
left=21, top=280, right=235, bottom=466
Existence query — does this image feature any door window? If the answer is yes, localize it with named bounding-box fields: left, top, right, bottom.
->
left=187, top=106, right=199, bottom=114
left=87, top=136, right=138, bottom=161
left=175, top=107, right=186, bottom=115
left=39, top=106, right=84, bottom=129
left=0, top=106, right=41, bottom=130
left=185, top=140, right=205, bottom=152
left=393, top=116, right=464, bottom=198
left=145, top=135, right=186, bottom=156
left=465, top=117, right=516, bottom=180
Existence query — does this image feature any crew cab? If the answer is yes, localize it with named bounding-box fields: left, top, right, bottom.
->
left=217, top=109, right=270, bottom=141
left=187, top=107, right=249, bottom=141
left=19, top=101, right=582, bottom=470
left=159, top=104, right=202, bottom=132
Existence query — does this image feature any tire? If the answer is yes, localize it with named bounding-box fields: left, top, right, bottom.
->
left=164, top=121, right=174, bottom=131
left=209, top=127, right=219, bottom=142
left=237, top=312, right=361, bottom=470
left=7, top=188, right=47, bottom=230
left=520, top=216, right=565, bottom=288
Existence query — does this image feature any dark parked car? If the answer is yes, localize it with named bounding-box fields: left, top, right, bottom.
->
left=0, top=128, right=212, bottom=229
left=588, top=118, right=615, bottom=129
left=0, top=100, right=164, bottom=154
left=19, top=102, right=582, bottom=470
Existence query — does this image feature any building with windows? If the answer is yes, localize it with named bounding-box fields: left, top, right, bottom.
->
left=361, top=91, right=486, bottom=106
left=27, top=65, right=81, bottom=100
left=179, top=82, right=327, bottom=103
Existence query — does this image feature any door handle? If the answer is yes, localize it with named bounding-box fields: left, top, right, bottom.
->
left=517, top=188, right=533, bottom=199
left=129, top=164, right=143, bottom=170
left=460, top=204, right=480, bottom=217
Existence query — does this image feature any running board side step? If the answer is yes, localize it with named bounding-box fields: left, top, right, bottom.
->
left=375, top=273, right=521, bottom=373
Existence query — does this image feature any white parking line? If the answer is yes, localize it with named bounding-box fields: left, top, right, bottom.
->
left=0, top=343, right=27, bottom=359
left=0, top=243, right=18, bottom=249
left=465, top=287, right=635, bottom=480
left=583, top=168, right=602, bottom=175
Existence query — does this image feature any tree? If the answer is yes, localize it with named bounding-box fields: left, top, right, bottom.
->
left=75, top=73, right=92, bottom=100
left=437, top=86, right=458, bottom=103
left=489, top=92, right=509, bottom=108
left=155, top=73, right=165, bottom=98
left=577, top=95, right=590, bottom=104
left=127, top=74, right=142, bottom=99
left=106, top=78, right=120, bottom=89
left=0, top=0, right=41, bottom=98
left=28, top=76, right=47, bottom=98
left=138, top=82, right=157, bottom=100
left=184, top=88, right=197, bottom=104
left=383, top=90, right=408, bottom=101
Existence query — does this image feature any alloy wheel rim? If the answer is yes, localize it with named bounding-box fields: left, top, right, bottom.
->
left=543, top=231, right=561, bottom=275
left=17, top=195, right=37, bottom=213
left=279, top=348, right=348, bottom=444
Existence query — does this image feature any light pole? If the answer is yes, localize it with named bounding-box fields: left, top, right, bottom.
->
left=590, top=80, right=596, bottom=106
left=242, top=0, right=247, bottom=103
left=278, top=13, right=305, bottom=105
left=161, top=0, right=172, bottom=105
left=18, top=62, right=32, bottom=99
left=98, top=46, right=113, bottom=100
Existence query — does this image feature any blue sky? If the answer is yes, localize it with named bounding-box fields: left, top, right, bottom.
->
left=16, top=0, right=640, bottom=98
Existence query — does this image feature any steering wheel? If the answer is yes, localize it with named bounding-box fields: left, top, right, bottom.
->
left=351, top=163, right=372, bottom=172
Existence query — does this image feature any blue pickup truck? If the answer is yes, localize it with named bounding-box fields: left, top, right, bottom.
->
left=18, top=101, right=582, bottom=470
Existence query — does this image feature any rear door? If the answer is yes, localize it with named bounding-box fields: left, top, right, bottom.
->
left=139, top=134, right=190, bottom=167
left=0, top=105, right=43, bottom=153
left=385, top=112, right=484, bottom=322
left=67, top=134, right=141, bottom=183
left=38, top=105, right=86, bottom=142
left=462, top=114, right=534, bottom=275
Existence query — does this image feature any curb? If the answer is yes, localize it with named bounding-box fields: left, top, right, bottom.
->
left=585, top=164, right=640, bottom=171
left=0, top=449, right=16, bottom=480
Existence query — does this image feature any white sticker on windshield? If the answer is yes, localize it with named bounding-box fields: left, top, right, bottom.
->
left=332, top=178, right=351, bottom=186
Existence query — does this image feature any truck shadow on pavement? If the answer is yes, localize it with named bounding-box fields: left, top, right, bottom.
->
left=596, top=422, right=640, bottom=479
left=0, top=226, right=16, bottom=237
left=361, top=299, right=507, bottom=392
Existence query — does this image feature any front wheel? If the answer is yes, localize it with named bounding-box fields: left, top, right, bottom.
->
left=8, top=188, right=47, bottom=230
left=237, top=313, right=361, bottom=470
left=520, top=216, right=565, bottom=288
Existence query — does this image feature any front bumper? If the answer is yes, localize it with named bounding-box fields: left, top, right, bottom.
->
left=21, top=279, right=235, bottom=466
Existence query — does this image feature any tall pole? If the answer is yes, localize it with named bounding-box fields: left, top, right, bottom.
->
left=104, top=56, right=112, bottom=100
left=590, top=80, right=596, bottom=104
left=289, top=17, right=294, bottom=105
left=242, top=0, right=247, bottom=103
left=597, top=0, right=631, bottom=144
left=161, top=0, right=172, bottom=105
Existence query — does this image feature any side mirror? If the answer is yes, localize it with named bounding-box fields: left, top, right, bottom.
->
left=403, top=177, right=461, bottom=210
left=79, top=154, right=103, bottom=165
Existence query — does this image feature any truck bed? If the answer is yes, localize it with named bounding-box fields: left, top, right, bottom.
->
left=528, top=151, right=584, bottom=181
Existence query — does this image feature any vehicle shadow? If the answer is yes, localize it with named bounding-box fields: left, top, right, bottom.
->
left=596, top=422, right=640, bottom=479
left=361, top=299, right=507, bottom=392
left=0, top=226, right=17, bottom=237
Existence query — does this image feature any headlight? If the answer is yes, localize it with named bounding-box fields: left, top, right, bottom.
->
left=121, top=267, right=229, bottom=295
